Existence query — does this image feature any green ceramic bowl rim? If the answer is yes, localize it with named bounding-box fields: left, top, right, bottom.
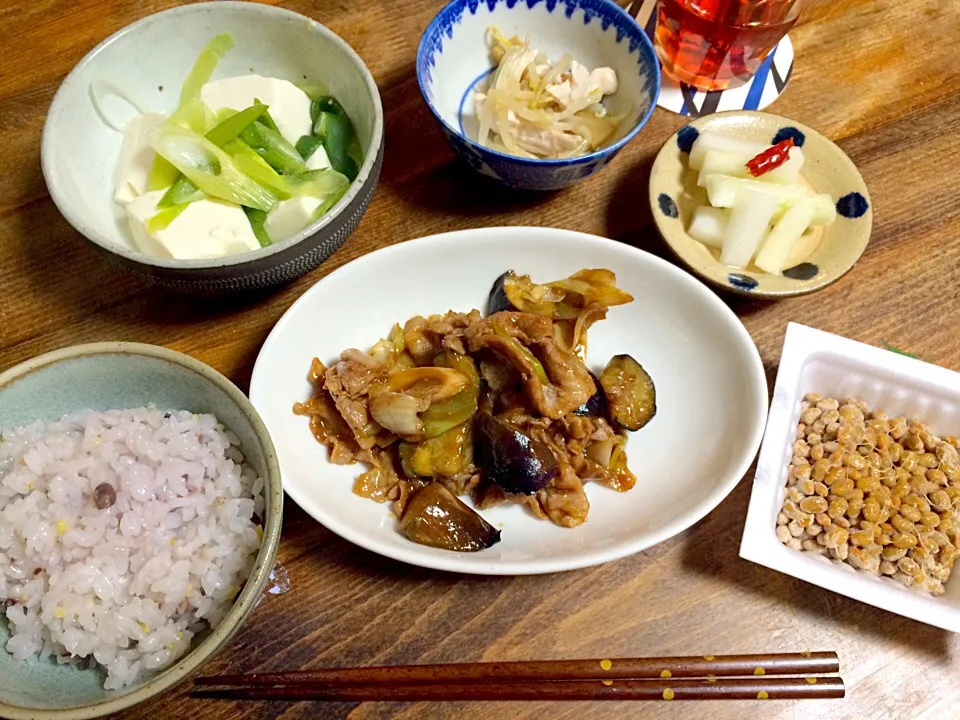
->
left=649, top=110, right=873, bottom=298
left=0, top=342, right=284, bottom=720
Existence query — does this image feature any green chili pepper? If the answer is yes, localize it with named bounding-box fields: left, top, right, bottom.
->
left=314, top=110, right=358, bottom=181
left=243, top=207, right=272, bottom=247
left=295, top=134, right=323, bottom=161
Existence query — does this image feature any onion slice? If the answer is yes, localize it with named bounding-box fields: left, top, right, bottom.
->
left=90, top=80, right=152, bottom=133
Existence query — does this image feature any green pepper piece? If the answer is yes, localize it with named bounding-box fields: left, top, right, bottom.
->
left=312, top=96, right=346, bottom=119
left=243, top=207, right=272, bottom=248
left=240, top=121, right=307, bottom=175
left=339, top=155, right=359, bottom=182
left=314, top=111, right=358, bottom=181
left=295, top=135, right=323, bottom=161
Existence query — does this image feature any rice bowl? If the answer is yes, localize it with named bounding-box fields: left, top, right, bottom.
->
left=0, top=408, right=264, bottom=690
left=0, top=342, right=282, bottom=720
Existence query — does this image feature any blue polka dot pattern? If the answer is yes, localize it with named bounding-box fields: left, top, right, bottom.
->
left=677, top=126, right=699, bottom=154
left=836, top=192, right=869, bottom=219
left=658, top=193, right=678, bottom=218
left=728, top=273, right=758, bottom=291
left=772, top=126, right=805, bottom=147
left=783, top=262, right=819, bottom=281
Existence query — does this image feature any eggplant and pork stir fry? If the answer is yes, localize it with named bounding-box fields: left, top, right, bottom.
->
left=294, top=269, right=656, bottom=552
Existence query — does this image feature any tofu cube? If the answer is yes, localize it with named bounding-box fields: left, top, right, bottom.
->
left=126, top=191, right=261, bottom=260
left=264, top=196, right=324, bottom=242
left=114, top=113, right=168, bottom=204
left=200, top=74, right=313, bottom=146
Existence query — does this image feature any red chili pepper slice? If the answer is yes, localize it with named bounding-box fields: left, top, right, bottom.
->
left=746, top=137, right=795, bottom=177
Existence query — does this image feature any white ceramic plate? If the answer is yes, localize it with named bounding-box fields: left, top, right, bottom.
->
left=250, top=227, right=768, bottom=574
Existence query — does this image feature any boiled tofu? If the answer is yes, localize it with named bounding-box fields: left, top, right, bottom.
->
left=126, top=191, right=260, bottom=260
left=114, top=113, right=168, bottom=204
left=305, top=144, right=332, bottom=171
left=200, top=74, right=312, bottom=146
left=264, top=196, right=324, bottom=242
left=125, top=190, right=168, bottom=256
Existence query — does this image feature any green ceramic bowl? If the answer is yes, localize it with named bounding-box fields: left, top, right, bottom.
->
left=650, top=111, right=873, bottom=298
left=0, top=343, right=283, bottom=720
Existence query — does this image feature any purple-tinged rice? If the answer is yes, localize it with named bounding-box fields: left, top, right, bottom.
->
left=0, top=408, right=264, bottom=689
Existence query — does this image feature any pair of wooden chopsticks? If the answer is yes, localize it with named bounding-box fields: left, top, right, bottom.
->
left=193, top=652, right=844, bottom=702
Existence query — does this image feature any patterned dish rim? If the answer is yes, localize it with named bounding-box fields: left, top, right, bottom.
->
left=649, top=110, right=873, bottom=298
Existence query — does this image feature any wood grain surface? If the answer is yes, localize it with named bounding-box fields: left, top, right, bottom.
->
left=3, top=1, right=960, bottom=718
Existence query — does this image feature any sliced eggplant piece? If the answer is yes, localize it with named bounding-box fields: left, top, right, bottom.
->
left=476, top=412, right=558, bottom=495
left=487, top=269, right=633, bottom=320
left=487, top=270, right=562, bottom=317
left=572, top=372, right=608, bottom=418
left=398, top=482, right=500, bottom=552
left=598, top=354, right=656, bottom=431
left=487, top=271, right=518, bottom=315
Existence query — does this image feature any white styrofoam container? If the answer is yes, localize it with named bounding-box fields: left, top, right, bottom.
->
left=740, top=322, right=960, bottom=632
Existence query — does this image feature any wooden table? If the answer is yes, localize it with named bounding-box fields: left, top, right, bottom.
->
left=3, top=0, right=960, bottom=718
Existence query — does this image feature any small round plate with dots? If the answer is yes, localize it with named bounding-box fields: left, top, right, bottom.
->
left=649, top=111, right=873, bottom=298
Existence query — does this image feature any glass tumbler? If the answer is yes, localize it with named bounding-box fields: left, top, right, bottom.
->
left=653, top=0, right=801, bottom=91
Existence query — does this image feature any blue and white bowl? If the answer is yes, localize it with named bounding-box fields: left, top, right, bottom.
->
left=417, top=0, right=660, bottom=191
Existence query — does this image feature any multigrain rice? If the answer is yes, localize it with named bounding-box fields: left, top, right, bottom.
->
left=0, top=408, right=264, bottom=689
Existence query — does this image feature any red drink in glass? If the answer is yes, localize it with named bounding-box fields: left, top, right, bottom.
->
left=654, top=0, right=800, bottom=92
